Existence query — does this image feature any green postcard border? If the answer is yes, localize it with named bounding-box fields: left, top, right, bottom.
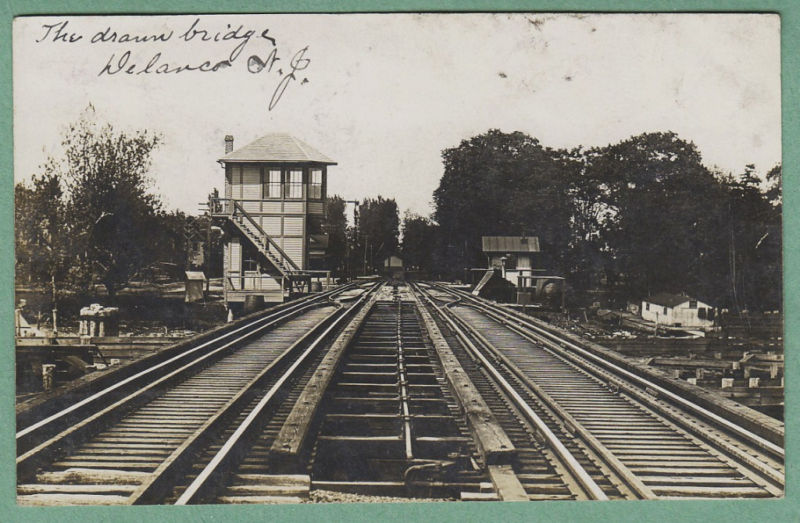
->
left=0, top=1, right=796, bottom=522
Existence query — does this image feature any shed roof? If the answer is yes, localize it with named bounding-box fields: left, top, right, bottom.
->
left=644, top=293, right=693, bottom=308
left=220, top=133, right=337, bottom=164
left=481, top=236, right=540, bottom=253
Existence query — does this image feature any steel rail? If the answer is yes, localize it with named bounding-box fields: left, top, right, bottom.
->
left=413, top=284, right=608, bottom=501
left=421, top=286, right=654, bottom=499
left=434, top=284, right=784, bottom=490
left=128, top=299, right=352, bottom=504
left=17, top=284, right=360, bottom=476
left=174, top=283, right=383, bottom=504
left=441, top=285, right=783, bottom=458
left=18, top=283, right=359, bottom=443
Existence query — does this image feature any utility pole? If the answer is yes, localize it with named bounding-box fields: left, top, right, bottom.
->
left=51, top=274, right=58, bottom=337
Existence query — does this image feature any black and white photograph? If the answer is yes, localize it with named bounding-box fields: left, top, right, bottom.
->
left=13, top=12, right=784, bottom=506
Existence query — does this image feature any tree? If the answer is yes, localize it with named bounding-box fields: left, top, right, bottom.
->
left=54, top=113, right=163, bottom=299
left=15, top=172, right=71, bottom=308
left=358, top=196, right=400, bottom=273
left=324, top=195, right=350, bottom=278
left=401, top=212, right=438, bottom=273
left=583, top=132, right=727, bottom=300
left=723, top=164, right=782, bottom=311
left=433, top=129, right=576, bottom=279
left=430, top=128, right=782, bottom=311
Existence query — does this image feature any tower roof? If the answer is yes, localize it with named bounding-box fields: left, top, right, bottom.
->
left=220, top=133, right=337, bottom=164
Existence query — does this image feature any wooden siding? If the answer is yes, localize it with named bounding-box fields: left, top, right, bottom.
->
left=263, top=201, right=282, bottom=213
left=282, top=237, right=304, bottom=269
left=241, top=166, right=262, bottom=199
left=261, top=216, right=282, bottom=236
left=242, top=201, right=260, bottom=213
left=229, top=167, right=243, bottom=199
left=242, top=273, right=281, bottom=291
left=226, top=289, right=285, bottom=304
left=284, top=201, right=305, bottom=214
left=229, top=238, right=241, bottom=289
left=308, top=201, right=324, bottom=215
left=284, top=216, right=304, bottom=236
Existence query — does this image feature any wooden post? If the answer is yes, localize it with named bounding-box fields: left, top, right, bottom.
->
left=42, top=364, right=56, bottom=392
left=51, top=274, right=58, bottom=337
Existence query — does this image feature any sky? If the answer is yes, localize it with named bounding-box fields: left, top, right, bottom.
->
left=13, top=13, right=781, bottom=217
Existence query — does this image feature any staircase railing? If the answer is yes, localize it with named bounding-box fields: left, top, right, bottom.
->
left=210, top=197, right=302, bottom=274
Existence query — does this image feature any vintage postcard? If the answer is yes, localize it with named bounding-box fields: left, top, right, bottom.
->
left=10, top=10, right=787, bottom=517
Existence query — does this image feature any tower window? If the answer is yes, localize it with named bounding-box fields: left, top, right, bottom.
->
left=310, top=169, right=323, bottom=199
left=287, top=170, right=303, bottom=199
left=266, top=169, right=281, bottom=198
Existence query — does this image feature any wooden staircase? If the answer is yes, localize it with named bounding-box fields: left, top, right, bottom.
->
left=472, top=269, right=495, bottom=296
left=215, top=199, right=311, bottom=294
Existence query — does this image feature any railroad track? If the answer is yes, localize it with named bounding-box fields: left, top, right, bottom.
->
left=17, top=280, right=784, bottom=505
left=16, top=282, right=376, bottom=505
left=307, top=285, right=488, bottom=499
left=415, top=283, right=784, bottom=500
left=172, top=284, right=499, bottom=504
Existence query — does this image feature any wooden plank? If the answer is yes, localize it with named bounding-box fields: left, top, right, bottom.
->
left=225, top=485, right=308, bottom=496
left=487, top=464, right=529, bottom=501
left=233, top=474, right=310, bottom=486
left=218, top=495, right=305, bottom=504
left=460, top=491, right=500, bottom=501
left=51, top=461, right=159, bottom=469
left=651, top=486, right=771, bottom=497
left=36, top=468, right=149, bottom=484
left=637, top=476, right=755, bottom=486
left=270, top=294, right=379, bottom=457
left=18, top=484, right=139, bottom=495
left=17, top=493, right=132, bottom=506
left=411, top=292, right=516, bottom=465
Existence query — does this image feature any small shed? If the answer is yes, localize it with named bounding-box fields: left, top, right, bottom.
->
left=641, top=293, right=715, bottom=328
left=481, top=236, right=542, bottom=286
left=185, top=271, right=207, bottom=303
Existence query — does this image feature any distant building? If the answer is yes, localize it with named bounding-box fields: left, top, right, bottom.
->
left=479, top=235, right=564, bottom=308
left=481, top=236, right=543, bottom=286
left=382, top=255, right=404, bottom=280
left=641, top=293, right=715, bottom=328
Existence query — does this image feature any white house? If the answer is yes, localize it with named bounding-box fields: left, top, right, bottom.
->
left=641, top=293, right=715, bottom=328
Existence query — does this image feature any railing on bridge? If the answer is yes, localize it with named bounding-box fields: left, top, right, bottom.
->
left=224, top=271, right=333, bottom=294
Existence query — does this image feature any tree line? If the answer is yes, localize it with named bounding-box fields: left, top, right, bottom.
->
left=434, top=130, right=781, bottom=310
left=17, top=118, right=781, bottom=314
left=325, top=129, right=782, bottom=312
